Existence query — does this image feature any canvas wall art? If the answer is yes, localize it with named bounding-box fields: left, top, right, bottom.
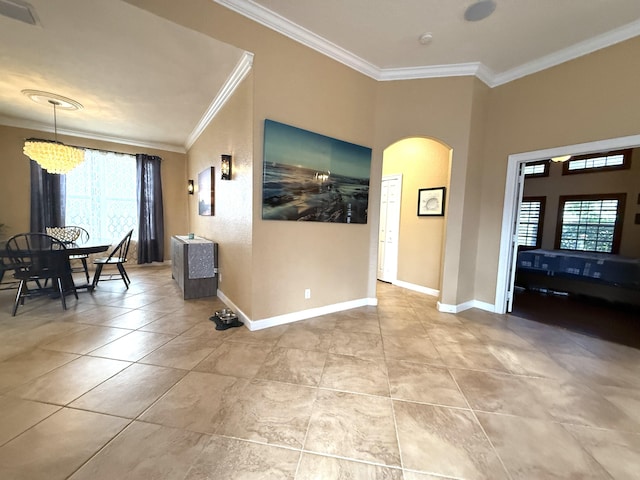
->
left=262, top=119, right=372, bottom=223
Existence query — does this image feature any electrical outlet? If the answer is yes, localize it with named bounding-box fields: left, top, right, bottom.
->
left=304, top=288, right=311, bottom=299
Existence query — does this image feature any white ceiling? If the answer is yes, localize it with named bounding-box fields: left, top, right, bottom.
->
left=1, top=0, right=639, bottom=152
left=0, top=0, right=245, bottom=152
left=223, top=0, right=640, bottom=84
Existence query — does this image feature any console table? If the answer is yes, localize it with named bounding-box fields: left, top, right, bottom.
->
left=171, top=235, right=218, bottom=299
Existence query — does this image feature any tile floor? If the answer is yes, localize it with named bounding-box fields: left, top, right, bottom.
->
left=0, top=264, right=639, bottom=479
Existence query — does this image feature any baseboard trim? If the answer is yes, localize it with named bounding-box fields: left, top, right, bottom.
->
left=219, top=288, right=496, bottom=329
left=218, top=295, right=378, bottom=331
left=437, top=299, right=497, bottom=314
left=392, top=279, right=439, bottom=297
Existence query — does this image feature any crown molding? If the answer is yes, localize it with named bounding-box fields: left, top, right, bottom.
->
left=185, top=51, right=254, bottom=150
left=214, top=0, right=380, bottom=79
left=2, top=50, right=257, bottom=154
left=490, top=17, right=640, bottom=87
left=378, top=62, right=489, bottom=82
left=215, top=0, right=640, bottom=88
left=0, top=115, right=186, bottom=153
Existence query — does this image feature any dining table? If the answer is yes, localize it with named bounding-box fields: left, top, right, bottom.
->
left=0, top=241, right=111, bottom=292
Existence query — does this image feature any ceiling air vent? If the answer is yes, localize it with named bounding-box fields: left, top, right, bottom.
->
left=0, top=0, right=39, bottom=26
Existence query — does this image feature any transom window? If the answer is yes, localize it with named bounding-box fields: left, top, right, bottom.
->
left=555, top=194, right=626, bottom=253
left=562, top=149, right=631, bottom=175
left=518, top=196, right=545, bottom=249
left=523, top=160, right=549, bottom=178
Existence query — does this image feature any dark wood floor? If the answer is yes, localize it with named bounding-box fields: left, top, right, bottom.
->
left=512, top=289, right=640, bottom=349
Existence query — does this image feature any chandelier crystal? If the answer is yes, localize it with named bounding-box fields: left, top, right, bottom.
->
left=22, top=94, right=85, bottom=174
left=23, top=139, right=85, bottom=174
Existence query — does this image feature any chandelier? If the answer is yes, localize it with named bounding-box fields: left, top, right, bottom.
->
left=22, top=91, right=85, bottom=174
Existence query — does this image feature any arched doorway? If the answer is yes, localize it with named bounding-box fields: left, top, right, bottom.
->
left=378, top=137, right=451, bottom=297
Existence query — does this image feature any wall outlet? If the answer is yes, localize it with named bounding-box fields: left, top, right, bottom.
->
left=304, top=288, right=311, bottom=299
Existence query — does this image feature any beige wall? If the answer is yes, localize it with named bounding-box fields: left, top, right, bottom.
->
left=0, top=124, right=188, bottom=255
left=187, top=74, right=254, bottom=317
left=382, top=138, right=450, bottom=291
left=476, top=36, right=640, bottom=305
left=127, top=0, right=379, bottom=321
left=523, top=148, right=640, bottom=257
left=374, top=76, right=490, bottom=306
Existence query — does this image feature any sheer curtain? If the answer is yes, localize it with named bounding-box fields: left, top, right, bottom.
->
left=136, top=154, right=164, bottom=263
left=30, top=160, right=65, bottom=233
left=65, top=149, right=137, bottom=246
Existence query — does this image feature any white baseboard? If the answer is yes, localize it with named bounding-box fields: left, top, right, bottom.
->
left=216, top=289, right=250, bottom=326
left=218, top=287, right=496, bottom=330
left=437, top=299, right=497, bottom=314
left=218, top=295, right=378, bottom=331
left=392, top=279, right=439, bottom=297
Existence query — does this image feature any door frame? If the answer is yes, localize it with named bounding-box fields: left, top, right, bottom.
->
left=494, top=134, right=640, bottom=314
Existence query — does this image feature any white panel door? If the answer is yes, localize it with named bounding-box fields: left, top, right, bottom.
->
left=377, top=175, right=402, bottom=282
left=506, top=163, right=526, bottom=312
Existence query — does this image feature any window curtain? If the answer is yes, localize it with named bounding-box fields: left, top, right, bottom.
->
left=136, top=154, right=164, bottom=264
left=30, top=160, right=65, bottom=232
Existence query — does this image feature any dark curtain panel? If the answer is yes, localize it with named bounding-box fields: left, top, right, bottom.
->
left=29, top=160, right=65, bottom=233
left=136, top=154, right=164, bottom=264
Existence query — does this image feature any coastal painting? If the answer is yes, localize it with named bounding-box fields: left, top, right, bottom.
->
left=262, top=119, right=372, bottom=223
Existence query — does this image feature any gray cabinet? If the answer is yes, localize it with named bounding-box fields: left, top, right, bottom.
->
left=171, top=235, right=218, bottom=299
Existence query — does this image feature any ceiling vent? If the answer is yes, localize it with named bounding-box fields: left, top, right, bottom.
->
left=0, top=0, right=39, bottom=26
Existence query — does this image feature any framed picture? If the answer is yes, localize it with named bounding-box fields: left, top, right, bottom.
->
left=198, top=167, right=214, bottom=216
left=418, top=187, right=446, bottom=216
left=262, top=119, right=372, bottom=224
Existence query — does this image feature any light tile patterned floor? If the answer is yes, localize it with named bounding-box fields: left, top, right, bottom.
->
left=0, top=264, right=639, bottom=479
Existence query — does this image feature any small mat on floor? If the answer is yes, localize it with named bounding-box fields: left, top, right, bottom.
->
left=209, top=314, right=244, bottom=330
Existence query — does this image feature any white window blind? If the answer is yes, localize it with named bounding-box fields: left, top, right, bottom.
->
left=518, top=200, right=543, bottom=248
left=524, top=163, right=546, bottom=176
left=567, top=153, right=625, bottom=171
left=559, top=198, right=620, bottom=253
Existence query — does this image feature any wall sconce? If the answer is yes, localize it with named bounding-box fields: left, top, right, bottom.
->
left=187, top=179, right=194, bottom=194
left=221, top=154, right=232, bottom=180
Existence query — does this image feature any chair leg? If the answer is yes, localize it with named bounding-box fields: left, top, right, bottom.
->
left=56, top=277, right=67, bottom=310
left=92, top=264, right=104, bottom=289
left=12, top=280, right=25, bottom=316
left=121, top=265, right=131, bottom=285
left=67, top=273, right=78, bottom=300
left=81, top=258, right=90, bottom=284
left=117, top=263, right=129, bottom=289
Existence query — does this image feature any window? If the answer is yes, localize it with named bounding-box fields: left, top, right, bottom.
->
left=518, top=197, right=545, bottom=249
left=555, top=194, right=626, bottom=253
left=562, top=149, right=631, bottom=175
left=65, top=149, right=138, bottom=244
left=523, top=160, right=550, bottom=178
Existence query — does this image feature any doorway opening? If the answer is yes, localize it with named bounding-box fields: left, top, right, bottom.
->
left=378, top=137, right=451, bottom=296
left=496, top=135, right=640, bottom=334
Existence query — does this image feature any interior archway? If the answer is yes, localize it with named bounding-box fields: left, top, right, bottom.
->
left=379, top=137, right=452, bottom=298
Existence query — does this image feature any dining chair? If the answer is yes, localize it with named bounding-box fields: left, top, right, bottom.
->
left=92, top=229, right=134, bottom=289
left=5, top=233, right=78, bottom=316
left=46, top=226, right=91, bottom=283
